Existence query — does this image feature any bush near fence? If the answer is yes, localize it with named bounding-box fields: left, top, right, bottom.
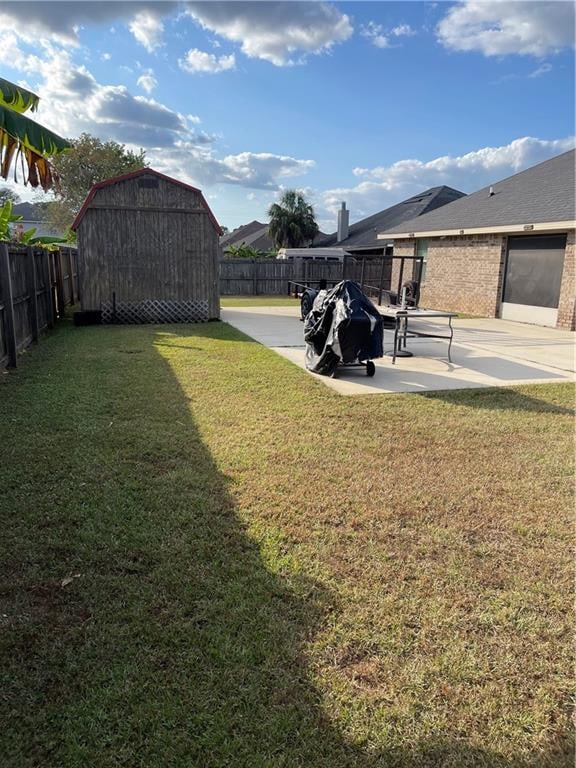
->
left=0, top=243, right=78, bottom=368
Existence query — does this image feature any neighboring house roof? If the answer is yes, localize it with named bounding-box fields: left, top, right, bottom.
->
left=221, top=220, right=266, bottom=245
left=380, top=149, right=576, bottom=238
left=221, top=220, right=328, bottom=252
left=316, top=186, right=466, bottom=248
left=221, top=220, right=275, bottom=252
left=71, top=167, right=222, bottom=234
left=12, top=202, right=41, bottom=220
left=12, top=202, right=61, bottom=238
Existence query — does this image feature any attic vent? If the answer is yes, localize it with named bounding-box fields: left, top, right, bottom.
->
left=403, top=191, right=433, bottom=204
left=138, top=177, right=159, bottom=189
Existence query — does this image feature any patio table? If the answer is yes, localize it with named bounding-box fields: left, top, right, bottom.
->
left=380, top=307, right=457, bottom=364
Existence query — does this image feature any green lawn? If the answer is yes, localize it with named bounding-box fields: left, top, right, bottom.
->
left=0, top=321, right=573, bottom=767
left=218, top=296, right=484, bottom=318
left=220, top=295, right=300, bottom=307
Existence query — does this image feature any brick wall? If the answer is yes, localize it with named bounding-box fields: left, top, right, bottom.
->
left=391, top=231, right=576, bottom=327
left=557, top=230, right=575, bottom=330
left=392, top=235, right=506, bottom=316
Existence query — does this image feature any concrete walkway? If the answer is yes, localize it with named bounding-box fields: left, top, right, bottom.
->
left=221, top=306, right=575, bottom=395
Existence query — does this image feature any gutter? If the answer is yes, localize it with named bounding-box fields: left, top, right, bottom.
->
left=377, top=220, right=576, bottom=239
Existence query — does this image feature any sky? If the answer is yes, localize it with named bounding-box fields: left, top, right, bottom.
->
left=0, top=0, right=574, bottom=232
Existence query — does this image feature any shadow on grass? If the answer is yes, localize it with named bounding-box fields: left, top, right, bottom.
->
left=0, top=323, right=571, bottom=767
left=421, top=384, right=575, bottom=415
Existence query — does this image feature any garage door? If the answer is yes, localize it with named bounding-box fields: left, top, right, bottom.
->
left=500, top=234, right=566, bottom=326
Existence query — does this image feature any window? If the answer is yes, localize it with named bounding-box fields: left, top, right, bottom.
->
left=416, top=239, right=428, bottom=282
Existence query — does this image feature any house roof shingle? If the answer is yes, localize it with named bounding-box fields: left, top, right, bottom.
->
left=221, top=220, right=328, bottom=252
left=220, top=220, right=267, bottom=246
left=317, top=186, right=466, bottom=248
left=380, top=149, right=576, bottom=238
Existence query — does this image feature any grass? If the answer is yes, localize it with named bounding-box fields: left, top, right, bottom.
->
left=0, top=320, right=573, bottom=767
left=219, top=296, right=485, bottom=318
left=220, top=295, right=300, bottom=307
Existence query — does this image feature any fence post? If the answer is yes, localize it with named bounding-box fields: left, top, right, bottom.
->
left=377, top=253, right=386, bottom=306
left=44, top=250, right=56, bottom=327
left=27, top=246, right=39, bottom=342
left=54, top=249, right=65, bottom=317
left=397, top=257, right=405, bottom=296
left=66, top=248, right=75, bottom=305
left=0, top=243, right=17, bottom=368
left=252, top=259, right=257, bottom=295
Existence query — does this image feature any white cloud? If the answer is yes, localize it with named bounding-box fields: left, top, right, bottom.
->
left=528, top=62, right=553, bottom=78
left=361, top=20, right=415, bottom=49
left=147, top=144, right=314, bottom=191
left=0, top=2, right=176, bottom=51
left=101, top=52, right=112, bottom=61
left=361, top=22, right=390, bottom=49
left=137, top=69, right=158, bottom=94
left=11, top=48, right=192, bottom=148
left=438, top=1, right=575, bottom=57
left=320, top=136, right=576, bottom=224
left=391, top=24, right=415, bottom=38
left=495, top=61, right=554, bottom=84
left=186, top=1, right=353, bottom=66
left=179, top=49, right=236, bottom=74
left=3, top=41, right=313, bottom=195
left=129, top=10, right=164, bottom=52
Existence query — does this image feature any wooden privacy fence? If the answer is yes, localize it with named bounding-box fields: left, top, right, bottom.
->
left=219, top=256, right=393, bottom=297
left=0, top=243, right=78, bottom=368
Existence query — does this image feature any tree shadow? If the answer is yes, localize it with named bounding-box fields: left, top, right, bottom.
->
left=420, top=383, right=575, bottom=415
left=0, top=323, right=571, bottom=767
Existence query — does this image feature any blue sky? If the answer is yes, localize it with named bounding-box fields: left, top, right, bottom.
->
left=0, top=1, right=574, bottom=231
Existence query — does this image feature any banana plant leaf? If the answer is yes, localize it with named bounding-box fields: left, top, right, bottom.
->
left=0, top=78, right=39, bottom=114
left=0, top=104, right=71, bottom=190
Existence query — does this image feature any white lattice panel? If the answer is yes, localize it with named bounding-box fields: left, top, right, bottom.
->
left=101, top=299, right=209, bottom=324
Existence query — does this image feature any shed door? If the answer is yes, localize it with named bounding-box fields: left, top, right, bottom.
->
left=500, top=234, right=566, bottom=326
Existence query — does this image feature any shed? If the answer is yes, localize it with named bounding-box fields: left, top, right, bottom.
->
left=72, top=168, right=222, bottom=323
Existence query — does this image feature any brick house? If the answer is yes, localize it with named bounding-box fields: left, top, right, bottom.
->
left=378, top=150, right=575, bottom=329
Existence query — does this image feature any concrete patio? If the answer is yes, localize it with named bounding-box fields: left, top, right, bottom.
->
left=222, top=305, right=575, bottom=395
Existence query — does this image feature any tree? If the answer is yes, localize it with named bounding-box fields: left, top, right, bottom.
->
left=224, top=243, right=274, bottom=259
left=0, top=77, right=70, bottom=190
left=45, top=133, right=147, bottom=231
left=268, top=190, right=319, bottom=249
left=0, top=185, right=19, bottom=206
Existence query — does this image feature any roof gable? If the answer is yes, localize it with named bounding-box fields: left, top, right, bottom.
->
left=71, top=167, right=222, bottom=234
left=220, top=220, right=268, bottom=246
left=317, top=186, right=466, bottom=248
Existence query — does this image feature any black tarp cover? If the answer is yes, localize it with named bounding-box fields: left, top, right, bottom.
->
left=304, top=280, right=383, bottom=376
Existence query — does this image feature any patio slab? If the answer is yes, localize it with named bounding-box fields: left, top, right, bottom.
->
left=221, top=306, right=575, bottom=395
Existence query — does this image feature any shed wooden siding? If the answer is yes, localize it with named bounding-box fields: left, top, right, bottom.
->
left=77, top=172, right=220, bottom=321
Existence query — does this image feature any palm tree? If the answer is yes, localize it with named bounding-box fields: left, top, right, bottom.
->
left=0, top=77, right=70, bottom=191
left=268, top=190, right=319, bottom=249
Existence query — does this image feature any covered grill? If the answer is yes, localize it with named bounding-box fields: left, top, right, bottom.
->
left=303, top=280, right=383, bottom=377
